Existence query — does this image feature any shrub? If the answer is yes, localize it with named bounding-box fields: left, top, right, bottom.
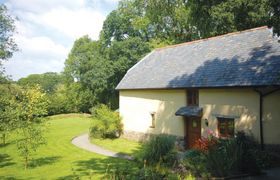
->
left=104, top=166, right=134, bottom=180
left=193, top=136, right=218, bottom=152
left=184, top=138, right=244, bottom=178
left=205, top=139, right=243, bottom=177
left=89, top=104, right=122, bottom=139
left=103, top=162, right=180, bottom=180
left=235, top=131, right=259, bottom=173
left=183, top=132, right=276, bottom=178
left=183, top=149, right=209, bottom=178
left=142, top=134, right=176, bottom=165
left=235, top=131, right=270, bottom=173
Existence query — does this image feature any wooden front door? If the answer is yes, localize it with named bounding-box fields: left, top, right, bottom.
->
left=186, top=117, right=201, bottom=148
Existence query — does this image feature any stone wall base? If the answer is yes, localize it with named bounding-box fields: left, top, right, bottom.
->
left=121, top=130, right=186, bottom=151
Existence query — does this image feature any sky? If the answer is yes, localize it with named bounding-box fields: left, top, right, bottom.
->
left=1, top=0, right=120, bottom=80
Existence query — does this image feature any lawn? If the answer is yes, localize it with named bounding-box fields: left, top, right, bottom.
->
left=91, top=138, right=141, bottom=155
left=0, top=114, right=140, bottom=179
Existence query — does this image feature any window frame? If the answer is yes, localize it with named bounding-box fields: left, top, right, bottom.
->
left=217, top=117, right=235, bottom=138
left=187, top=89, right=199, bottom=106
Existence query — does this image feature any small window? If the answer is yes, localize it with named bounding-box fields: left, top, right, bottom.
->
left=150, top=113, right=156, bottom=128
left=187, top=89, right=198, bottom=106
left=217, top=118, right=234, bottom=138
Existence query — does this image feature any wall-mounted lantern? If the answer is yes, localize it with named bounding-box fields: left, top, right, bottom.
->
left=204, top=118, right=209, bottom=127
left=150, top=111, right=156, bottom=128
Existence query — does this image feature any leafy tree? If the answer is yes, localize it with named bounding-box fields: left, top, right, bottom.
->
left=63, top=0, right=280, bottom=114
left=17, top=124, right=46, bottom=169
left=134, top=0, right=199, bottom=43
left=269, top=0, right=280, bottom=36
left=0, top=83, right=20, bottom=144
left=100, top=1, right=141, bottom=47
left=47, top=84, right=69, bottom=115
left=187, top=0, right=271, bottom=38
left=64, top=34, right=150, bottom=111
left=0, top=4, right=18, bottom=61
left=18, top=72, right=64, bottom=93
left=106, top=37, right=150, bottom=107
left=16, top=85, right=48, bottom=169
left=64, top=36, right=105, bottom=110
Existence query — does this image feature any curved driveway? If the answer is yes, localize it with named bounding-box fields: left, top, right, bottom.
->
left=71, top=133, right=133, bottom=160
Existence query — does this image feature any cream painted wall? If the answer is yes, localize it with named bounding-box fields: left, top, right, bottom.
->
left=200, top=88, right=280, bottom=144
left=119, top=90, right=186, bottom=137
left=200, top=89, right=260, bottom=140
left=120, top=88, right=280, bottom=144
left=263, top=90, right=280, bottom=144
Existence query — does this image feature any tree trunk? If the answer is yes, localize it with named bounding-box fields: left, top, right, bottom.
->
left=25, top=155, right=28, bottom=169
left=2, top=133, right=6, bottom=145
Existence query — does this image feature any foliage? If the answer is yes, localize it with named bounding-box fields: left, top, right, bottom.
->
left=16, top=124, right=46, bottom=169
left=47, top=83, right=89, bottom=115
left=103, top=162, right=184, bottom=180
left=17, top=85, right=49, bottom=122
left=187, top=0, right=270, bottom=38
left=0, top=83, right=21, bottom=144
left=205, top=139, right=243, bottom=177
left=16, top=73, right=81, bottom=115
left=15, top=85, right=49, bottom=168
left=183, top=150, right=209, bottom=178
left=141, top=134, right=176, bottom=165
left=47, top=84, right=70, bottom=115
left=59, top=0, right=280, bottom=114
left=0, top=4, right=18, bottom=61
left=193, top=136, right=218, bottom=153
left=89, top=104, right=122, bottom=139
left=183, top=132, right=269, bottom=178
left=18, top=72, right=65, bottom=93
left=64, top=35, right=150, bottom=111
left=268, top=0, right=280, bottom=36
left=235, top=131, right=271, bottom=172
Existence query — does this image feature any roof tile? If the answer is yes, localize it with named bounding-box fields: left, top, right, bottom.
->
left=116, top=27, right=280, bottom=90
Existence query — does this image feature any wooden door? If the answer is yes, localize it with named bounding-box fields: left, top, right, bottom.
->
left=186, top=117, right=201, bottom=148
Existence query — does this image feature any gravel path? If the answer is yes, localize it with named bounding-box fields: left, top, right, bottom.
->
left=71, top=133, right=133, bottom=160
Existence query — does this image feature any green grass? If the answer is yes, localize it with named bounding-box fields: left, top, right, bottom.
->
left=91, top=137, right=141, bottom=155
left=0, top=114, right=140, bottom=180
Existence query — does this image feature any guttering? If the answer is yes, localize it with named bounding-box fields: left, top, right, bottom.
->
left=254, top=88, right=280, bottom=150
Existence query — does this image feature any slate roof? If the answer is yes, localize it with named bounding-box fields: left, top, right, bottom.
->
left=175, top=106, right=203, bottom=117
left=116, top=26, right=280, bottom=90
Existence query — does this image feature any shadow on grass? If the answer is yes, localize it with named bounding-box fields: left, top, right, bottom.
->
left=0, top=176, right=22, bottom=180
left=0, top=142, right=12, bottom=148
left=0, top=154, right=15, bottom=168
left=29, top=156, right=61, bottom=168
left=57, top=146, right=144, bottom=179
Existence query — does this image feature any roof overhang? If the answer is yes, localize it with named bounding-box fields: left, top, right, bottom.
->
left=175, top=106, right=203, bottom=117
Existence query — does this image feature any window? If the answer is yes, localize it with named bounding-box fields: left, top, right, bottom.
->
left=187, top=89, right=198, bottom=106
left=150, top=112, right=156, bottom=128
left=217, top=118, right=234, bottom=138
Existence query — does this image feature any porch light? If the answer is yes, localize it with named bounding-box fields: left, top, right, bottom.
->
left=204, top=118, right=209, bottom=126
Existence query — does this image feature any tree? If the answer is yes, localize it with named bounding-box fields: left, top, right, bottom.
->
left=16, top=85, right=48, bottom=169
left=18, top=72, right=65, bottom=93
left=0, top=4, right=18, bottom=61
left=17, top=124, right=46, bottom=169
left=0, top=83, right=20, bottom=144
left=100, top=1, right=141, bottom=47
left=269, top=0, right=280, bottom=36
left=187, top=0, right=271, bottom=38
left=64, top=36, right=105, bottom=111
left=63, top=0, right=280, bottom=113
